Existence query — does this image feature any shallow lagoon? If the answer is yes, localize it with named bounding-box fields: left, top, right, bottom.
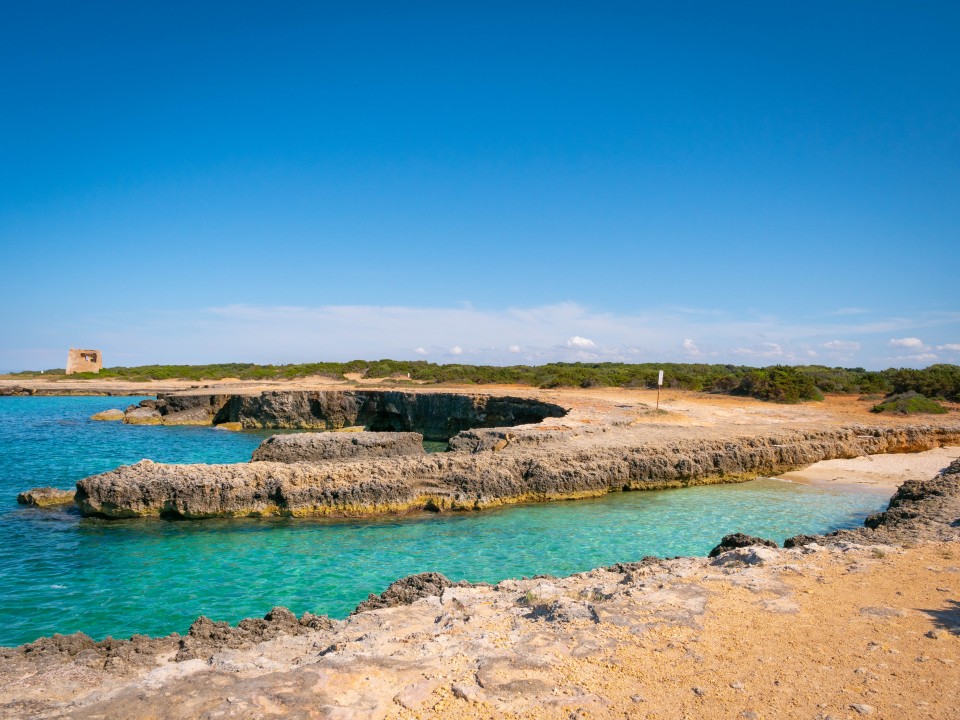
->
left=0, top=396, right=888, bottom=646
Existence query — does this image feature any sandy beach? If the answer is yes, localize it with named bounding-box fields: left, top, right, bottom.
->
left=778, top=446, right=960, bottom=493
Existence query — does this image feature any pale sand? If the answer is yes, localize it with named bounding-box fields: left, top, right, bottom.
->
left=777, top=446, right=960, bottom=494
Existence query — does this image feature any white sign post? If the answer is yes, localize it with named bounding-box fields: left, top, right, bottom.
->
left=657, top=370, right=664, bottom=410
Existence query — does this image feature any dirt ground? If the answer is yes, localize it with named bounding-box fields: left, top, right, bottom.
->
left=3, top=376, right=958, bottom=434
left=402, top=542, right=960, bottom=720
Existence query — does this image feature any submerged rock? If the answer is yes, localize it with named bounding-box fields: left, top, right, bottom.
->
left=16, top=487, right=74, bottom=507
left=251, top=431, right=425, bottom=462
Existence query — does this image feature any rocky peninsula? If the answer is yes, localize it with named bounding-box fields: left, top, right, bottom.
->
left=57, top=386, right=960, bottom=520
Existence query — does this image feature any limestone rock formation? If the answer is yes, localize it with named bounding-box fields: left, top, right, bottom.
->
left=123, top=407, right=162, bottom=425
left=16, top=487, right=75, bottom=507
left=90, top=409, right=124, bottom=421
left=251, top=431, right=425, bottom=462
left=74, top=423, right=960, bottom=520
left=352, top=572, right=466, bottom=614
left=175, top=607, right=331, bottom=662
left=146, top=390, right=566, bottom=438
left=708, top=533, right=779, bottom=557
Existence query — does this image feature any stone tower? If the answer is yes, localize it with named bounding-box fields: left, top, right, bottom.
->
left=66, top=348, right=102, bottom=374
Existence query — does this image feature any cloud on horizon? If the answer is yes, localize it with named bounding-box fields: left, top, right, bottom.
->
left=5, top=302, right=960, bottom=372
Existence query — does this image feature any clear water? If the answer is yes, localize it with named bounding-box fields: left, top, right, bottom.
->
left=0, top=396, right=888, bottom=647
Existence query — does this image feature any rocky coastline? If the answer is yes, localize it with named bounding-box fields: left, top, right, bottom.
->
left=3, top=459, right=959, bottom=718
left=10, top=386, right=959, bottom=519
left=74, top=422, right=960, bottom=519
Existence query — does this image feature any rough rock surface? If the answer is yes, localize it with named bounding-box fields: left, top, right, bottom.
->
left=174, top=607, right=333, bottom=662
left=16, top=487, right=75, bottom=507
left=352, top=572, right=472, bottom=614
left=122, top=406, right=162, bottom=425
left=3, top=462, right=960, bottom=719
left=251, top=431, right=425, bottom=462
left=708, top=532, right=779, bottom=557
left=135, top=389, right=567, bottom=437
left=89, top=409, right=124, bottom=421
left=75, top=423, right=960, bottom=519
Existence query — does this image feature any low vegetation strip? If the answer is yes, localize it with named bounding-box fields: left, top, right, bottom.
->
left=9, top=360, right=960, bottom=404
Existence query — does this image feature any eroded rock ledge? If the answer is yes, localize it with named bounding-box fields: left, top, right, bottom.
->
left=251, top=431, right=425, bottom=462
left=75, top=423, right=960, bottom=519
left=121, top=390, right=567, bottom=439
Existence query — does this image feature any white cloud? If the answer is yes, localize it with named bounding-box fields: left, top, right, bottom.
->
left=822, top=340, right=861, bottom=351
left=22, top=300, right=956, bottom=371
left=681, top=339, right=700, bottom=355
left=733, top=343, right=783, bottom=358
left=448, top=345, right=463, bottom=355
left=893, top=353, right=939, bottom=363
left=827, top=307, right=868, bottom=316
left=888, top=337, right=927, bottom=349
left=937, top=343, right=960, bottom=352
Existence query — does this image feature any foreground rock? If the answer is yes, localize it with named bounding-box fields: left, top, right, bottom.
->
left=75, top=424, right=960, bottom=519
left=252, top=431, right=425, bottom=462
left=3, top=462, right=960, bottom=719
left=708, top=532, right=779, bottom=557
left=352, top=572, right=471, bottom=614
left=16, top=487, right=75, bottom=507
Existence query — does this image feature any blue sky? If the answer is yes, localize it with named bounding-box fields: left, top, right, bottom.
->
left=1, top=2, right=958, bottom=371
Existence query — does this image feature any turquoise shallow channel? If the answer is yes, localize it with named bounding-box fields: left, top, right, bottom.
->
left=0, top=396, right=889, bottom=647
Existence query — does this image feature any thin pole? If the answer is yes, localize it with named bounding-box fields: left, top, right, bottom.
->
left=656, top=384, right=660, bottom=410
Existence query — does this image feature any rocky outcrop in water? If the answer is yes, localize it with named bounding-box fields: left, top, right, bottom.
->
left=138, top=390, right=567, bottom=439
left=251, top=431, right=425, bottom=462
left=74, top=424, right=960, bottom=519
left=90, top=409, right=125, bottom=421
left=16, top=487, right=75, bottom=507
left=123, top=406, right=162, bottom=425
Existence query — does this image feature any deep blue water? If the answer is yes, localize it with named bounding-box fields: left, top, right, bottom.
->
left=0, top=396, right=889, bottom=646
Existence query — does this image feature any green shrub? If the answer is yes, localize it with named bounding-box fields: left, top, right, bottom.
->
left=9, top=359, right=958, bottom=407
left=733, top=366, right=823, bottom=403
left=871, top=391, right=948, bottom=415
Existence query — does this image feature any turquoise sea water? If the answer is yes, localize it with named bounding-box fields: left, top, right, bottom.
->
left=0, top=396, right=889, bottom=647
